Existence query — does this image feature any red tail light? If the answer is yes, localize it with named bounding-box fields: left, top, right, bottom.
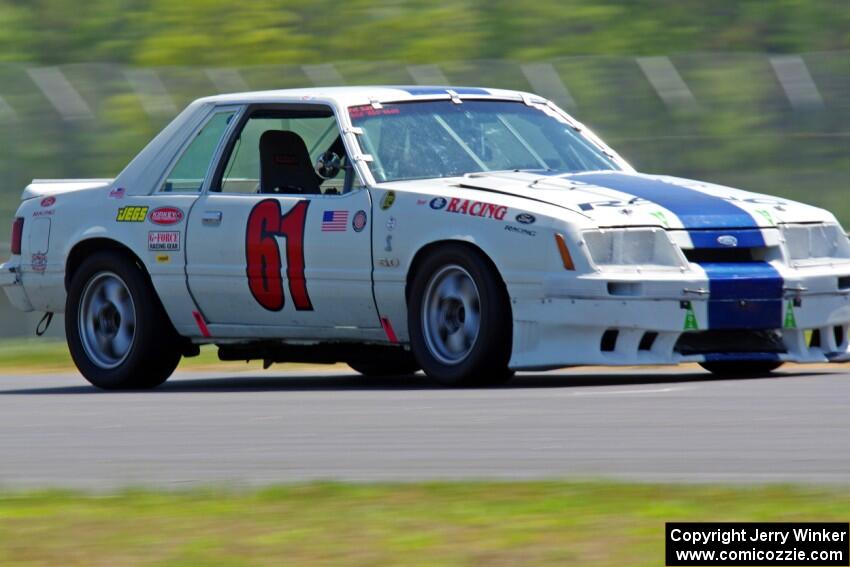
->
left=10, top=217, right=23, bottom=255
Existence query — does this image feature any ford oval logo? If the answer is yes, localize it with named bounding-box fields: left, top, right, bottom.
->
left=515, top=213, right=536, bottom=225
left=717, top=235, right=738, bottom=247
left=429, top=197, right=447, bottom=210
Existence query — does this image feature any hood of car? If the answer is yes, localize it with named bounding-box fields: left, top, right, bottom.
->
left=447, top=170, right=833, bottom=230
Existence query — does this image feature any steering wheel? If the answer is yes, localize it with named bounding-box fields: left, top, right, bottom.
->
left=315, top=151, right=342, bottom=179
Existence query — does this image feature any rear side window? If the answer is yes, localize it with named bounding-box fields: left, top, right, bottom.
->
left=160, top=111, right=235, bottom=193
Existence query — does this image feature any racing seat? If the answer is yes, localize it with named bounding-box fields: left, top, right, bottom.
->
left=259, top=130, right=322, bottom=194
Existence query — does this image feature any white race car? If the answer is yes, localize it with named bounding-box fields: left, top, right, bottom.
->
left=3, top=86, right=850, bottom=389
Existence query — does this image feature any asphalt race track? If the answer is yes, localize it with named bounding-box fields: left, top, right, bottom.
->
left=0, top=367, right=848, bottom=489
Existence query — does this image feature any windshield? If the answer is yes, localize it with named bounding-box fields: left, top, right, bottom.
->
left=349, top=100, right=620, bottom=183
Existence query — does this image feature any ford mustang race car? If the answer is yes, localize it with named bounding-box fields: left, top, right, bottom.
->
left=3, top=86, right=850, bottom=389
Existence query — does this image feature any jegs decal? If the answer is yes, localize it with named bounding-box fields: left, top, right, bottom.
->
left=116, top=206, right=149, bottom=222
left=245, top=199, right=313, bottom=312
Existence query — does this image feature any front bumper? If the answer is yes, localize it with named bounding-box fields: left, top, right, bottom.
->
left=509, top=269, right=850, bottom=369
left=0, top=260, right=34, bottom=312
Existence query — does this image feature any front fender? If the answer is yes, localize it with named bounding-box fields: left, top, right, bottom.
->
left=369, top=186, right=585, bottom=343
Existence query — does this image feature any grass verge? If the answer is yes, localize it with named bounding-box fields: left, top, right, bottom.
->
left=0, top=481, right=848, bottom=566
left=0, top=339, right=347, bottom=374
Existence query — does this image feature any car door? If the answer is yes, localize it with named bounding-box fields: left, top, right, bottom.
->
left=185, top=103, right=380, bottom=338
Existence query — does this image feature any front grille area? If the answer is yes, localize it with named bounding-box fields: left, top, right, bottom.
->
left=684, top=247, right=764, bottom=263
left=675, top=330, right=787, bottom=355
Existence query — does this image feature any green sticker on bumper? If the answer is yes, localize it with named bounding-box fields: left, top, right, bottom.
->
left=684, top=306, right=699, bottom=330
left=784, top=300, right=797, bottom=329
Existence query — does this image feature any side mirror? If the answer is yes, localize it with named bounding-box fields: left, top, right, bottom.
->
left=315, top=151, right=342, bottom=179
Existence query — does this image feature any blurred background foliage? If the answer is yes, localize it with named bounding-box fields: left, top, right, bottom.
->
left=1, top=0, right=850, bottom=336
left=1, top=0, right=849, bottom=64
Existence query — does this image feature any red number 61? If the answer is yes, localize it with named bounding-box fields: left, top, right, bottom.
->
left=245, top=199, right=313, bottom=311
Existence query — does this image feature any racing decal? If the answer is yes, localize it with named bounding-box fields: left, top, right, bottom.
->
left=246, top=199, right=313, bottom=312
left=31, top=253, right=47, bottom=273
left=804, top=329, right=814, bottom=346
left=515, top=213, right=535, bottom=224
left=349, top=105, right=401, bottom=119
left=352, top=210, right=367, bottom=232
left=155, top=254, right=170, bottom=264
left=108, top=187, right=125, bottom=199
left=784, top=300, right=797, bottom=329
left=416, top=198, right=428, bottom=206
left=386, top=216, right=397, bottom=231
left=683, top=304, right=699, bottom=330
left=116, top=206, right=149, bottom=222
left=40, top=196, right=55, bottom=208
left=430, top=197, right=447, bottom=210
left=321, top=210, right=348, bottom=232
left=650, top=211, right=670, bottom=227
left=377, top=258, right=400, bottom=268
left=578, top=198, right=651, bottom=211
left=148, top=231, right=180, bottom=251
left=385, top=235, right=393, bottom=252
left=505, top=225, right=536, bottom=237
left=445, top=198, right=507, bottom=220
left=149, top=207, right=184, bottom=226
left=32, top=209, right=54, bottom=218
left=380, top=191, right=396, bottom=210
left=755, top=209, right=775, bottom=225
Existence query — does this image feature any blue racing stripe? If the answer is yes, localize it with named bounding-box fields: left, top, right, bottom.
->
left=568, top=172, right=759, bottom=230
left=701, top=262, right=783, bottom=329
left=396, top=86, right=490, bottom=96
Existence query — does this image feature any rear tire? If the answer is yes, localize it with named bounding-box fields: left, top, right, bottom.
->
left=66, top=250, right=181, bottom=390
left=699, top=360, right=783, bottom=377
left=408, top=244, right=513, bottom=386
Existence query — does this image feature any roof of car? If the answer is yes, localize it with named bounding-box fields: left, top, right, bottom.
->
left=196, top=86, right=544, bottom=108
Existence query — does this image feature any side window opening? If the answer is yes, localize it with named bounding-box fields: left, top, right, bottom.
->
left=217, top=106, right=361, bottom=195
left=160, top=111, right=235, bottom=193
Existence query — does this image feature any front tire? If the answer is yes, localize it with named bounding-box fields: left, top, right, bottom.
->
left=348, top=352, right=420, bottom=377
left=66, top=251, right=181, bottom=390
left=699, top=360, right=783, bottom=377
left=408, top=244, right=513, bottom=386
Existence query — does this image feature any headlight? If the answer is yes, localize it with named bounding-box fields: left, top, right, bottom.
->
left=582, top=228, right=686, bottom=271
left=781, top=223, right=850, bottom=266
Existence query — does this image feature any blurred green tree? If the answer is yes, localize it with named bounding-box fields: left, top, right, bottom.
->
left=1, top=0, right=848, bottom=66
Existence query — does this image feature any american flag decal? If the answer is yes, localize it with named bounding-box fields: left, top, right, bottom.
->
left=321, top=210, right=349, bottom=232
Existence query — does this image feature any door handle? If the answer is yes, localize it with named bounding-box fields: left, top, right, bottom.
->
left=202, top=211, right=222, bottom=226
